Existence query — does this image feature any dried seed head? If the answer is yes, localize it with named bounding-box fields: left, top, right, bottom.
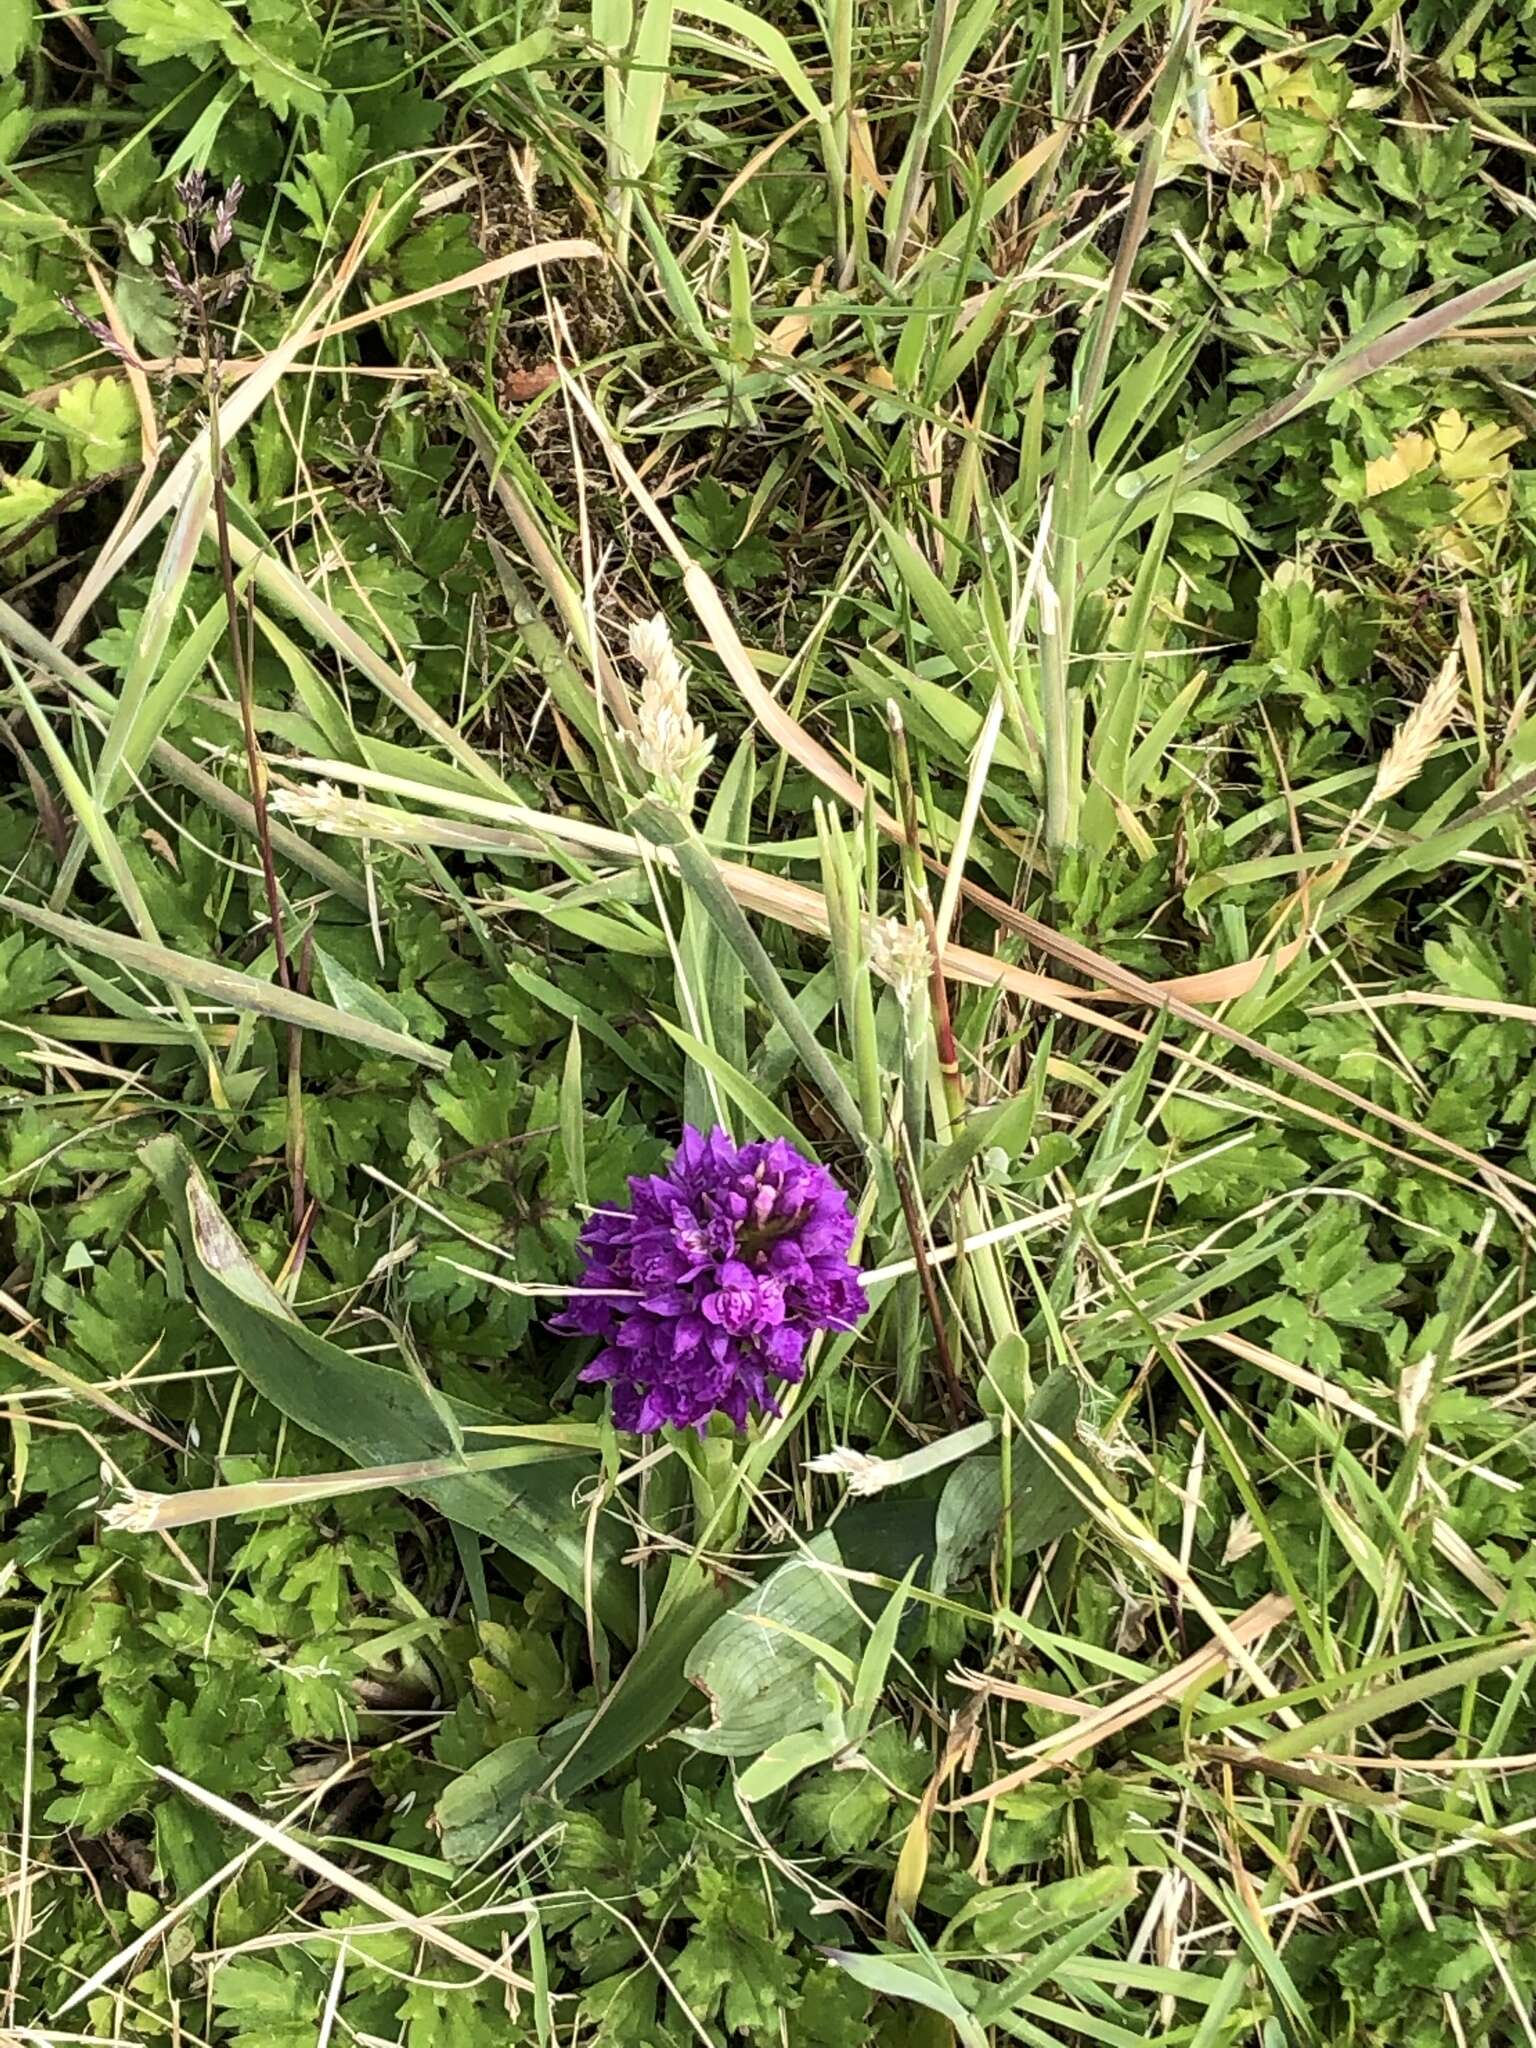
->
left=630, top=613, right=681, bottom=691
left=271, top=782, right=417, bottom=841
left=175, top=167, right=208, bottom=220
left=629, top=611, right=713, bottom=810
left=101, top=1487, right=170, bottom=1534
left=210, top=176, right=244, bottom=254
left=1367, top=651, right=1461, bottom=810
left=865, top=914, right=932, bottom=1007
left=804, top=1446, right=889, bottom=1496
left=58, top=295, right=133, bottom=364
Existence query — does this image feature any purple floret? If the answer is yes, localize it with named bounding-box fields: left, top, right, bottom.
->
left=555, top=1126, right=867, bottom=1432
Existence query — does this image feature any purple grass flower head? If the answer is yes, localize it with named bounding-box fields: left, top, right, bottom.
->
left=556, top=1127, right=867, bottom=1433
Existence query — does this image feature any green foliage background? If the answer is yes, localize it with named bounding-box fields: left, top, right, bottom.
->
left=4, top=0, right=1536, bottom=2041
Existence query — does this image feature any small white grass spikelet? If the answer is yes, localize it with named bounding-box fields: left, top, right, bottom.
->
left=271, top=782, right=416, bottom=841
left=865, top=914, right=932, bottom=1007
left=804, top=1446, right=889, bottom=1496
left=100, top=1485, right=168, bottom=1533
left=630, top=611, right=713, bottom=810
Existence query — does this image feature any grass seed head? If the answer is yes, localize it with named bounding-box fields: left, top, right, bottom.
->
left=630, top=610, right=713, bottom=811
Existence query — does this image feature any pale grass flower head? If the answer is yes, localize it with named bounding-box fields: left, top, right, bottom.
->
left=805, top=1445, right=889, bottom=1497
left=101, top=1485, right=171, bottom=1533
left=271, top=782, right=416, bottom=841
left=630, top=611, right=713, bottom=810
left=865, top=914, right=931, bottom=1007
left=1366, top=650, right=1461, bottom=811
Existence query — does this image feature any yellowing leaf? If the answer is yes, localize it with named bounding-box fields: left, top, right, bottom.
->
left=1364, top=431, right=1435, bottom=498
left=1255, top=56, right=1332, bottom=118
left=1362, top=408, right=1521, bottom=556
left=0, top=471, right=60, bottom=568
left=1434, top=408, right=1521, bottom=490
left=1452, top=478, right=1511, bottom=530
left=1165, top=62, right=1329, bottom=191
left=1209, top=77, right=1241, bottom=127
left=1433, top=407, right=1522, bottom=547
left=1433, top=407, right=1521, bottom=477
left=1167, top=67, right=1243, bottom=169
left=54, top=375, right=137, bottom=480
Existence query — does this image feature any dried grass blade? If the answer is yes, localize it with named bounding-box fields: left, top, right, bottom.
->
left=219, top=521, right=514, bottom=795
left=459, top=401, right=637, bottom=735
left=54, top=205, right=376, bottom=646
left=105, top=1437, right=596, bottom=1531
left=563, top=371, right=1300, bottom=1013
left=52, top=1759, right=362, bottom=2019
left=562, top=375, right=897, bottom=825
left=303, top=237, right=602, bottom=350
left=959, top=872, right=1536, bottom=1201
left=0, top=1329, right=181, bottom=1452
left=949, top=1594, right=1295, bottom=1807
left=53, top=240, right=607, bottom=390
left=83, top=256, right=157, bottom=463
left=273, top=765, right=1536, bottom=1198
left=150, top=1767, right=535, bottom=1993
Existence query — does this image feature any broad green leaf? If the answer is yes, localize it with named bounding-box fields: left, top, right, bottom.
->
left=933, top=1370, right=1092, bottom=1591
left=0, top=473, right=60, bottom=569
left=977, top=1907, right=1141, bottom=2020
left=1263, top=1636, right=1536, bottom=1763
left=823, top=1948, right=987, bottom=2048
left=630, top=801, right=866, bottom=1147
left=494, top=884, right=667, bottom=957
left=654, top=1016, right=803, bottom=1144
left=921, top=1040, right=1052, bottom=1204
left=849, top=1564, right=917, bottom=1739
left=254, top=610, right=361, bottom=764
left=559, top=1026, right=587, bottom=1208
left=735, top=1723, right=846, bottom=1803
left=679, top=1532, right=862, bottom=1757
left=54, top=375, right=137, bottom=479
left=0, top=0, right=38, bottom=74
left=508, top=963, right=662, bottom=1082
left=95, top=468, right=215, bottom=808
left=617, top=0, right=672, bottom=179
left=141, top=1136, right=635, bottom=1638
left=941, top=1868, right=1137, bottom=1953
left=676, top=0, right=828, bottom=127
left=311, top=942, right=416, bottom=1039
left=108, top=0, right=231, bottom=65
left=876, top=518, right=991, bottom=680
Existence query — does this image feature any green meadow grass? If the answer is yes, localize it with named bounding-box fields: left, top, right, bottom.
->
left=4, top=0, right=1536, bottom=2041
